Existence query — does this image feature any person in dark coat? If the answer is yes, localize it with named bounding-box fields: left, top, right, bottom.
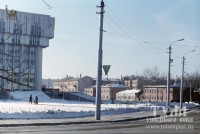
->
left=35, top=96, right=38, bottom=104
left=29, top=94, right=32, bottom=104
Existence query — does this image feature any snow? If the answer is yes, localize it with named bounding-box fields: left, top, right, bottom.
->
left=10, top=91, right=51, bottom=102
left=117, top=89, right=140, bottom=94
left=0, top=91, right=199, bottom=119
left=110, top=84, right=129, bottom=88
left=70, top=92, right=95, bottom=101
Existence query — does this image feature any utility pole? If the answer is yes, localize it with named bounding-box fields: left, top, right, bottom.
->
left=166, top=46, right=172, bottom=110
left=166, top=38, right=184, bottom=111
left=190, top=82, right=192, bottom=102
left=95, top=0, right=105, bottom=120
left=180, top=56, right=185, bottom=109
left=180, top=50, right=195, bottom=109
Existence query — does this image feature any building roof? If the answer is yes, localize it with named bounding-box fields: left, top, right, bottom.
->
left=111, top=84, right=129, bottom=88
left=173, top=82, right=181, bottom=88
left=144, top=85, right=167, bottom=88
left=102, top=84, right=129, bottom=88
left=93, top=78, right=121, bottom=82
left=66, top=78, right=81, bottom=82
left=58, top=77, right=73, bottom=82
left=58, top=76, right=92, bottom=82
left=117, top=89, right=141, bottom=94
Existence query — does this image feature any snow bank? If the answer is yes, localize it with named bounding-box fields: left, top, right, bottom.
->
left=0, top=91, right=198, bottom=119
left=0, top=100, right=198, bottom=119
left=10, top=91, right=51, bottom=102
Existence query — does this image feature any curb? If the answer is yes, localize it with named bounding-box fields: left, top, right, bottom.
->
left=0, top=115, right=161, bottom=127
left=0, top=108, right=196, bottom=127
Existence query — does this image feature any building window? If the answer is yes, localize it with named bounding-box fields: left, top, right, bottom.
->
left=25, top=59, right=29, bottom=64
left=31, top=25, right=34, bottom=35
left=12, top=38, right=15, bottom=43
left=8, top=49, right=13, bottom=54
left=29, top=40, right=32, bottom=45
left=0, top=21, right=5, bottom=32
left=14, top=49, right=20, bottom=54
left=30, top=78, right=35, bottom=83
left=31, top=51, right=36, bottom=55
left=14, top=59, right=20, bottom=64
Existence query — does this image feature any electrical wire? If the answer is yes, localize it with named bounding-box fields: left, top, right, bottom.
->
left=42, top=0, right=52, bottom=9
left=104, top=5, right=166, bottom=54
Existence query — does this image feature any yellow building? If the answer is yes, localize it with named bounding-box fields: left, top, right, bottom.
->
left=53, top=76, right=93, bottom=92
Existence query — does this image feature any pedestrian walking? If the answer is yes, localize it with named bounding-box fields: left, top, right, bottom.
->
left=35, top=96, right=38, bottom=104
left=29, top=94, right=32, bottom=104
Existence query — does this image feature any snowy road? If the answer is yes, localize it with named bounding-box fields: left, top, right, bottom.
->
left=0, top=109, right=199, bottom=134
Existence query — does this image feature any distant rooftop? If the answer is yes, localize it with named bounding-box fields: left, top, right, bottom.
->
left=144, top=85, right=167, bottom=88
left=103, top=84, right=129, bottom=88
left=117, top=89, right=141, bottom=94
left=93, top=78, right=121, bottom=81
left=57, top=76, right=92, bottom=82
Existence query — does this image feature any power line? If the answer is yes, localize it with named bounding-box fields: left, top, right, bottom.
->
left=105, top=5, right=166, bottom=54
left=42, top=0, right=52, bottom=9
left=105, top=6, right=143, bottom=45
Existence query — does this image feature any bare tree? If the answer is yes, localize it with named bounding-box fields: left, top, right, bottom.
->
left=185, top=71, right=200, bottom=89
left=0, top=8, right=33, bottom=91
left=143, top=67, right=151, bottom=79
left=0, top=32, right=33, bottom=90
left=143, top=65, right=160, bottom=79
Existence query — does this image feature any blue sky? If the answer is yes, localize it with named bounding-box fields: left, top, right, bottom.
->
left=1, top=0, right=200, bottom=79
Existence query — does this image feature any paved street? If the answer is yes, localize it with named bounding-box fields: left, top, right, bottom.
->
left=0, top=109, right=199, bottom=134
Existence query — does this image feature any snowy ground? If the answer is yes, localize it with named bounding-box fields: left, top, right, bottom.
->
left=0, top=91, right=199, bottom=119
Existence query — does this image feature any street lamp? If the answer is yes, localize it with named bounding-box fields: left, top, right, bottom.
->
left=180, top=50, right=195, bottom=109
left=166, top=38, right=184, bottom=110
left=170, top=38, right=184, bottom=44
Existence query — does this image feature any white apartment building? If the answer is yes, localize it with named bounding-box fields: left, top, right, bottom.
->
left=0, top=7, right=55, bottom=90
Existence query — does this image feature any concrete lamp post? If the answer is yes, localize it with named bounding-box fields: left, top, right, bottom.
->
left=180, top=50, right=195, bottom=109
left=166, top=38, right=184, bottom=110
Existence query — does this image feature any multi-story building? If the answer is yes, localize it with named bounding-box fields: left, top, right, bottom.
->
left=84, top=84, right=129, bottom=100
left=124, top=79, right=138, bottom=89
left=142, top=84, right=200, bottom=102
left=84, top=86, right=96, bottom=97
left=92, top=78, right=121, bottom=86
left=42, top=79, right=58, bottom=89
left=0, top=7, right=55, bottom=90
left=123, top=76, right=167, bottom=89
left=53, top=76, right=93, bottom=92
left=143, top=85, right=170, bottom=102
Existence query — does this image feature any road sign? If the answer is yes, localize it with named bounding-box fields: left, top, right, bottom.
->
left=103, top=65, right=111, bottom=75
